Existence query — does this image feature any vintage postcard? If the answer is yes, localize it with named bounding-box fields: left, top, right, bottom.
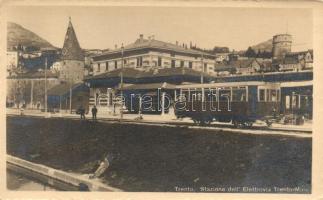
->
left=1, top=0, right=323, bottom=199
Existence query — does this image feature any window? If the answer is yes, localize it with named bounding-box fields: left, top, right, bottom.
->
left=171, top=60, right=176, bottom=68
left=204, top=63, right=207, bottom=72
left=97, top=63, right=101, bottom=72
left=269, top=89, right=279, bottom=102
left=106, top=62, right=109, bottom=71
left=285, top=96, right=290, bottom=109
left=158, top=57, right=162, bottom=67
left=115, top=61, right=118, bottom=69
left=259, top=89, right=265, bottom=101
left=232, top=87, right=247, bottom=102
left=189, top=62, right=193, bottom=69
left=137, top=57, right=143, bottom=67
left=171, top=53, right=175, bottom=57
left=180, top=61, right=184, bottom=67
left=266, top=89, right=270, bottom=102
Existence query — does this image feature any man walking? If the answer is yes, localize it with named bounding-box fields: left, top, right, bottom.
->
left=92, top=105, right=98, bottom=120
left=78, top=105, right=86, bottom=119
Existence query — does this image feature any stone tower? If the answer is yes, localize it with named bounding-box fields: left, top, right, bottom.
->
left=59, top=17, right=84, bottom=83
left=272, top=34, right=292, bottom=59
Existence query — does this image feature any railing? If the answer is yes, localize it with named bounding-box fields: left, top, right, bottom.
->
left=7, top=155, right=121, bottom=192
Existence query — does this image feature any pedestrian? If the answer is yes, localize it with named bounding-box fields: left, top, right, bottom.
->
left=78, top=106, right=86, bottom=119
left=81, top=107, right=86, bottom=119
left=92, top=105, right=98, bottom=120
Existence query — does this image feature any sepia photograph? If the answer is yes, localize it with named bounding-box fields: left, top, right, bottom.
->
left=2, top=2, right=320, bottom=197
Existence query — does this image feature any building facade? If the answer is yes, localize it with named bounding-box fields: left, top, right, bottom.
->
left=7, top=51, right=19, bottom=72
left=6, top=71, right=60, bottom=109
left=91, top=34, right=217, bottom=76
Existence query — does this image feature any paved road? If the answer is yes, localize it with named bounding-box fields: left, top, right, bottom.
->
left=7, top=115, right=312, bottom=192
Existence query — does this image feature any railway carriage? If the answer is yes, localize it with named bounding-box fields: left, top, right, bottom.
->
left=174, top=82, right=281, bottom=127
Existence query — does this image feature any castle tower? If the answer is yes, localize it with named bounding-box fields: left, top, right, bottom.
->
left=272, top=34, right=292, bottom=59
left=59, top=17, right=84, bottom=83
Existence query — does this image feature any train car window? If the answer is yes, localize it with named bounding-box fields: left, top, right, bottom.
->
left=259, top=89, right=266, bottom=102
left=232, top=88, right=246, bottom=102
left=285, top=96, right=291, bottom=109
left=197, top=93, right=202, bottom=101
left=270, top=90, right=277, bottom=102
left=265, top=89, right=270, bottom=102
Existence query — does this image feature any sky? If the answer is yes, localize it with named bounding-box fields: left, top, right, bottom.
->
left=6, top=6, right=313, bottom=51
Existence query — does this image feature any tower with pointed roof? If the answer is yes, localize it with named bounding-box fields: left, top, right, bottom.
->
left=59, top=17, right=84, bottom=83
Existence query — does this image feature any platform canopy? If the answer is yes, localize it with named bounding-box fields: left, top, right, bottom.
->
left=47, top=82, right=89, bottom=98
left=122, top=82, right=177, bottom=91
left=84, top=67, right=214, bottom=88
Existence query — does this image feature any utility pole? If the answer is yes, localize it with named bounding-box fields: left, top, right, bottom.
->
left=44, top=57, right=48, bottom=113
left=30, top=79, right=33, bottom=109
left=70, top=80, right=72, bottom=113
left=200, top=53, right=204, bottom=84
left=200, top=53, right=205, bottom=103
left=120, top=43, right=124, bottom=120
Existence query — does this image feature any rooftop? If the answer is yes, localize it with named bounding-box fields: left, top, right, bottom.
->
left=47, top=82, right=85, bottom=96
left=85, top=67, right=213, bottom=80
left=92, top=34, right=215, bottom=60
left=7, top=69, right=59, bottom=79
left=61, top=18, right=84, bottom=61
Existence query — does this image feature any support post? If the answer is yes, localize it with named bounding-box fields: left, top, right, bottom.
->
left=161, top=92, right=165, bottom=116
left=30, top=80, right=33, bottom=109
left=69, top=84, right=72, bottom=113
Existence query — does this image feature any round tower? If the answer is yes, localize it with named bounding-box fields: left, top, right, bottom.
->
left=60, top=17, right=84, bottom=84
left=272, top=34, right=292, bottom=59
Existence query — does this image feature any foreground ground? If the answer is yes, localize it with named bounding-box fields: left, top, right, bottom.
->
left=7, top=116, right=311, bottom=192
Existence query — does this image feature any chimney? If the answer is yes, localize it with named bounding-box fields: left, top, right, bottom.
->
left=140, top=34, right=144, bottom=41
left=190, top=41, right=192, bottom=49
left=115, top=44, right=118, bottom=49
left=176, top=41, right=179, bottom=46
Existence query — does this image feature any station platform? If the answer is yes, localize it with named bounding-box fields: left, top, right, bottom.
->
left=6, top=108, right=312, bottom=133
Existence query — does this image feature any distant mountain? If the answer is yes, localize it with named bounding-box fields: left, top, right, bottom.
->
left=7, top=22, right=55, bottom=50
left=251, top=39, right=273, bottom=52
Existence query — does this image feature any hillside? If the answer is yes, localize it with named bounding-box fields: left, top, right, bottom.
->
left=251, top=39, right=273, bottom=52
left=7, top=22, right=55, bottom=50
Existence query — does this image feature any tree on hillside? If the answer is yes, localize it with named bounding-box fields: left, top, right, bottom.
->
left=213, top=47, right=230, bottom=53
left=245, top=47, right=257, bottom=58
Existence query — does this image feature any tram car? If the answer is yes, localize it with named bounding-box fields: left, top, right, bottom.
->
left=174, top=81, right=281, bottom=127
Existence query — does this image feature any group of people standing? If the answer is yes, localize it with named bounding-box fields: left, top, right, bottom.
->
left=77, top=105, right=98, bottom=120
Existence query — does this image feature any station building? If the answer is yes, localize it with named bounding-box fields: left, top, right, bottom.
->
left=85, top=35, right=216, bottom=114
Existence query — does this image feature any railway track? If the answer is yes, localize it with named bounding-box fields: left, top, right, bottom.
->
left=7, top=114, right=312, bottom=138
